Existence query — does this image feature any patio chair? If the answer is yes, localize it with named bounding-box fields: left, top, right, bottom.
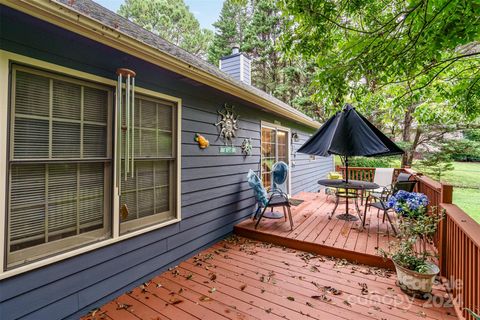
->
left=247, top=162, right=294, bottom=230
left=324, top=171, right=357, bottom=200
left=360, top=168, right=396, bottom=205
left=362, top=178, right=417, bottom=234
left=372, top=168, right=395, bottom=193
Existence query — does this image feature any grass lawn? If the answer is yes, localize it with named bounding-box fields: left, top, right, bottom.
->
left=442, top=162, right=480, bottom=222
left=440, top=162, right=480, bottom=189
left=453, top=188, right=480, bottom=222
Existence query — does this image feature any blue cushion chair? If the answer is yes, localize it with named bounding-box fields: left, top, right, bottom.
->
left=247, top=162, right=294, bottom=230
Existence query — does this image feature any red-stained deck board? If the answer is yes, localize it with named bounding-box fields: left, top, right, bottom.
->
left=235, top=192, right=405, bottom=268
left=82, top=236, right=456, bottom=320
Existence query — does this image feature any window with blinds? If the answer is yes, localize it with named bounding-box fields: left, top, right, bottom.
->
left=119, top=95, right=176, bottom=234
left=7, top=65, right=112, bottom=268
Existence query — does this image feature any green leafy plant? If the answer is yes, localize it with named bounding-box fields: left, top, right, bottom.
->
left=378, top=192, right=443, bottom=273
left=466, top=309, right=480, bottom=320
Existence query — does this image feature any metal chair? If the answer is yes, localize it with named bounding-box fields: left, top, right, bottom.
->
left=248, top=162, right=294, bottom=230
left=363, top=179, right=417, bottom=234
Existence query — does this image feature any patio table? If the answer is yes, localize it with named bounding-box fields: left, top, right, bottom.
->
left=318, top=179, right=379, bottom=221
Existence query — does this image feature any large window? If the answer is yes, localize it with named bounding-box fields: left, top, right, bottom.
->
left=7, top=65, right=112, bottom=268
left=5, top=64, right=180, bottom=271
left=120, top=95, right=176, bottom=234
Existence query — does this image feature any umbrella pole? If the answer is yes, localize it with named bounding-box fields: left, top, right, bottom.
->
left=345, top=156, right=349, bottom=215
left=345, top=156, right=349, bottom=184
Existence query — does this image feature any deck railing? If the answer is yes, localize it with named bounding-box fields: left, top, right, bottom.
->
left=335, top=166, right=403, bottom=182
left=337, top=166, right=480, bottom=319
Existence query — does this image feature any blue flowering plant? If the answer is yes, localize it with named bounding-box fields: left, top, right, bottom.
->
left=387, top=190, right=429, bottom=219
left=379, top=191, right=443, bottom=274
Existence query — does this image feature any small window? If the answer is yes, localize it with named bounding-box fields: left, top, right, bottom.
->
left=7, top=65, right=113, bottom=269
left=119, top=95, right=177, bottom=234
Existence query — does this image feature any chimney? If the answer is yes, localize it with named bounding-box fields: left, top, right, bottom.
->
left=219, top=45, right=251, bottom=85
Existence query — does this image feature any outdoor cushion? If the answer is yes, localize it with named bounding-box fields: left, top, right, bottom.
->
left=247, top=169, right=269, bottom=207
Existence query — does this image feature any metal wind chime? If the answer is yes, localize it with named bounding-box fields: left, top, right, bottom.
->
left=116, top=68, right=136, bottom=197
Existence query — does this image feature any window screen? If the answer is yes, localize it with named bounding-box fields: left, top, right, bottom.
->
left=7, top=66, right=112, bottom=268
left=120, top=95, right=176, bottom=234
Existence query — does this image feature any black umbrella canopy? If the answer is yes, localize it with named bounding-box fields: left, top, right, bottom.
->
left=298, top=104, right=404, bottom=157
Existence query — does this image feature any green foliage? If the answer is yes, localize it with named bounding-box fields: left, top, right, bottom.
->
left=449, top=139, right=480, bottom=162
left=388, top=239, right=432, bottom=273
left=209, top=0, right=321, bottom=118
left=280, top=0, right=480, bottom=114
left=380, top=206, right=442, bottom=273
left=464, top=129, right=480, bottom=142
left=279, top=0, right=480, bottom=166
left=118, top=0, right=213, bottom=58
left=466, top=309, right=480, bottom=320
left=207, top=0, right=250, bottom=64
left=416, top=151, right=454, bottom=181
left=347, top=156, right=401, bottom=168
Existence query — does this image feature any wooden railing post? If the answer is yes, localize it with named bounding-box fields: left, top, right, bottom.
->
left=437, top=212, right=447, bottom=276
left=438, top=183, right=452, bottom=278
left=441, top=183, right=453, bottom=204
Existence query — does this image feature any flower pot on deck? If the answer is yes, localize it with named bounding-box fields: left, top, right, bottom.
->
left=393, top=259, right=439, bottom=299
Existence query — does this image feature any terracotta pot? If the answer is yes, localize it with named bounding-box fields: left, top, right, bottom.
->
left=393, top=259, right=439, bottom=298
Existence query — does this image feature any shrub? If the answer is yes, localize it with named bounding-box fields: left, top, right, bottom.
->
left=346, top=156, right=401, bottom=168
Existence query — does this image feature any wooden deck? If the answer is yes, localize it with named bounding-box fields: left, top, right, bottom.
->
left=235, top=192, right=407, bottom=269
left=82, top=236, right=456, bottom=320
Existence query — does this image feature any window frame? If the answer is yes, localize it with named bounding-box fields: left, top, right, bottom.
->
left=260, top=121, right=292, bottom=195
left=0, top=50, right=182, bottom=279
left=7, top=64, right=114, bottom=269
left=119, top=94, right=178, bottom=235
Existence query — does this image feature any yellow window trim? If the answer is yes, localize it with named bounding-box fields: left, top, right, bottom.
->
left=0, top=0, right=319, bottom=129
left=0, top=50, right=182, bottom=279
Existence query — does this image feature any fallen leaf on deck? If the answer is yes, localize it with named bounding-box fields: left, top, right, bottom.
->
left=199, top=295, right=211, bottom=302
left=287, top=296, right=295, bottom=301
left=310, top=265, right=321, bottom=272
left=306, top=302, right=314, bottom=307
left=240, top=284, right=247, bottom=291
left=324, top=286, right=342, bottom=295
left=311, top=295, right=331, bottom=302
left=169, top=297, right=184, bottom=305
left=116, top=302, right=132, bottom=310
left=186, top=273, right=193, bottom=280
left=209, top=287, right=217, bottom=293
left=343, top=300, right=352, bottom=307
left=359, top=283, right=369, bottom=295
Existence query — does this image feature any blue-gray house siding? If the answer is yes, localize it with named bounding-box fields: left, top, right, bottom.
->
left=0, top=6, right=333, bottom=319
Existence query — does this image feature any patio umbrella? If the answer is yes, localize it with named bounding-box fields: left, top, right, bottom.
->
left=298, top=104, right=404, bottom=182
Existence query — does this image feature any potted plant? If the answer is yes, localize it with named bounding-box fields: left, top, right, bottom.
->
left=379, top=191, right=442, bottom=299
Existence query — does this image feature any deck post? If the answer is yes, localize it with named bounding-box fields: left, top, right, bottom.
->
left=438, top=183, right=453, bottom=276
left=441, top=183, right=453, bottom=204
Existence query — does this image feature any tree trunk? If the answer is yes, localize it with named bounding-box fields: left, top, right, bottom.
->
left=407, top=127, right=422, bottom=166
left=401, top=107, right=414, bottom=167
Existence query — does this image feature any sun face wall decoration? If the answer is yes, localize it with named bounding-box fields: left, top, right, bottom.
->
left=215, top=104, right=239, bottom=146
